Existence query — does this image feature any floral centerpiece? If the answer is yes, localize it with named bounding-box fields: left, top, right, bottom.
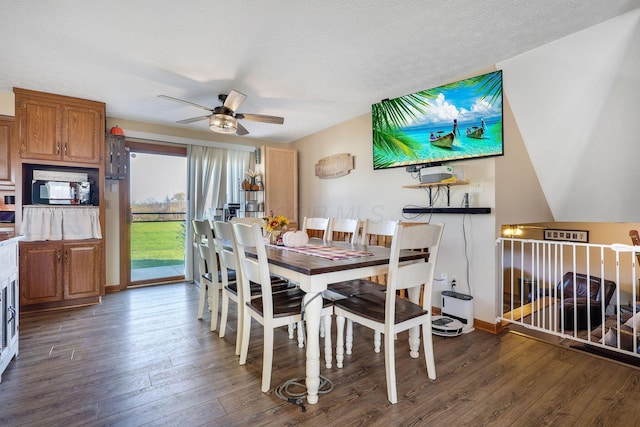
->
left=264, top=212, right=289, bottom=244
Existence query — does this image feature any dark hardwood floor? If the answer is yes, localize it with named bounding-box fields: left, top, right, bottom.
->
left=2, top=282, right=639, bottom=426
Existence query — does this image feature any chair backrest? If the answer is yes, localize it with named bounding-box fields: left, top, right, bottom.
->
left=557, top=272, right=616, bottom=304
left=385, top=222, right=445, bottom=316
left=212, top=221, right=238, bottom=288
left=192, top=219, right=218, bottom=278
left=231, top=217, right=267, bottom=227
left=232, top=222, right=275, bottom=318
left=301, top=217, right=330, bottom=240
left=326, top=218, right=360, bottom=244
left=361, top=219, right=398, bottom=247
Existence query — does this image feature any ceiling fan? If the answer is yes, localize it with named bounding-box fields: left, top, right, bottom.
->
left=158, top=89, right=284, bottom=135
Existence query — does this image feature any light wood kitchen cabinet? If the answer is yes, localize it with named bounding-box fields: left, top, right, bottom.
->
left=0, top=116, right=15, bottom=189
left=260, top=146, right=298, bottom=223
left=14, top=88, right=105, bottom=165
left=19, top=239, right=102, bottom=307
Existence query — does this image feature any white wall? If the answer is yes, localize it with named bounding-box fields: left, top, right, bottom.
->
left=497, top=9, right=640, bottom=222
left=0, top=92, right=14, bottom=116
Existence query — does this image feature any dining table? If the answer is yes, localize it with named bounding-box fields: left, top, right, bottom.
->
left=255, top=238, right=429, bottom=404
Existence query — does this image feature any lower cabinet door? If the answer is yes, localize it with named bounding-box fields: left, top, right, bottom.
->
left=63, top=241, right=101, bottom=299
left=19, top=241, right=63, bottom=305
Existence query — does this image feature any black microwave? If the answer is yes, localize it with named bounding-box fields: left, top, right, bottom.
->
left=31, top=180, right=91, bottom=205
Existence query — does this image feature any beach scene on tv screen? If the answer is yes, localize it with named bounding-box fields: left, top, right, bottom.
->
left=372, top=70, right=503, bottom=169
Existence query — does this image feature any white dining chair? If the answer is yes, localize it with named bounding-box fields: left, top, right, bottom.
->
left=230, top=217, right=267, bottom=227
left=213, top=220, right=250, bottom=354
left=192, top=219, right=222, bottom=332
left=230, top=215, right=300, bottom=341
left=326, top=219, right=399, bottom=353
left=360, top=219, right=398, bottom=246
left=334, top=221, right=444, bottom=404
left=321, top=217, right=361, bottom=339
left=233, top=223, right=334, bottom=392
left=326, top=217, right=360, bottom=244
left=214, top=220, right=294, bottom=354
left=301, top=217, right=331, bottom=240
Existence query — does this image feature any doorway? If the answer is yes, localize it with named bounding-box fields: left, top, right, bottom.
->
left=119, top=142, right=187, bottom=287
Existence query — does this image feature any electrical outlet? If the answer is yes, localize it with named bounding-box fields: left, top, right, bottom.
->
left=469, top=182, right=484, bottom=193
left=441, top=273, right=448, bottom=282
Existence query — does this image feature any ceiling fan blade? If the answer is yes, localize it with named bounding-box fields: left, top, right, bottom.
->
left=237, top=113, right=284, bottom=125
left=223, top=90, right=247, bottom=111
left=176, top=115, right=210, bottom=124
left=236, top=122, right=250, bottom=136
left=158, top=95, right=213, bottom=112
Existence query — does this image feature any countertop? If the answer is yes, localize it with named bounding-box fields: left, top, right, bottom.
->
left=0, top=233, right=22, bottom=245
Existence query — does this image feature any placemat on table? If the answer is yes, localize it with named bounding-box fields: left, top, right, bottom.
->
left=273, top=244, right=374, bottom=260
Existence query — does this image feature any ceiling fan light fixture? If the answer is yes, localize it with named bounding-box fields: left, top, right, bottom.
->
left=209, top=114, right=237, bottom=134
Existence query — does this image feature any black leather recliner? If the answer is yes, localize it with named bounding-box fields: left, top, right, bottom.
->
left=529, top=272, right=616, bottom=330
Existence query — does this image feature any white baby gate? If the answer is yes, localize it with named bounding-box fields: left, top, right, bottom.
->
left=497, top=237, right=639, bottom=359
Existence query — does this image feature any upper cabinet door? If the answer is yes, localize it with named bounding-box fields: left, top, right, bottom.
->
left=63, top=104, right=103, bottom=164
left=16, top=95, right=63, bottom=161
left=15, top=88, right=104, bottom=165
left=0, top=116, right=15, bottom=188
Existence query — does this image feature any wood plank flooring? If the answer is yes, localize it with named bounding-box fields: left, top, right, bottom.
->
left=1, top=282, right=639, bottom=426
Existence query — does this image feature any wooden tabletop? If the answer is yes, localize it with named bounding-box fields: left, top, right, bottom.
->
left=258, top=239, right=428, bottom=276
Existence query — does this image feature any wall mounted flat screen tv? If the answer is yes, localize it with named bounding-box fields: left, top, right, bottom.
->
left=372, top=70, right=503, bottom=170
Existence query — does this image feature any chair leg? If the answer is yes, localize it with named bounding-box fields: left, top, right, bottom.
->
left=197, top=281, right=206, bottom=320
left=320, top=316, right=325, bottom=338
left=262, top=327, right=274, bottom=393
left=239, top=309, right=251, bottom=365
left=297, top=320, right=305, bottom=348
left=209, top=284, right=219, bottom=332
left=336, top=315, right=345, bottom=368
left=235, top=302, right=243, bottom=356
left=219, top=292, right=229, bottom=338
left=288, top=323, right=295, bottom=339
left=323, top=314, right=332, bottom=369
left=384, top=330, right=398, bottom=404
left=408, top=325, right=420, bottom=358
left=422, top=322, right=436, bottom=380
left=346, top=319, right=353, bottom=355
left=374, top=331, right=381, bottom=353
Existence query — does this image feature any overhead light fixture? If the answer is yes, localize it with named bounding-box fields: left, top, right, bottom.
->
left=209, top=113, right=237, bottom=134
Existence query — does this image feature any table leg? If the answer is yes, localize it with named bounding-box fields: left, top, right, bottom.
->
left=304, top=291, right=322, bottom=404
left=336, top=315, right=345, bottom=368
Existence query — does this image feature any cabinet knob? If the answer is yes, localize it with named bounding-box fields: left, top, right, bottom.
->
left=56, top=141, right=61, bottom=155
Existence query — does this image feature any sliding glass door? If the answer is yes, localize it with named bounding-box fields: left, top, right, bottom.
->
left=121, top=142, right=187, bottom=286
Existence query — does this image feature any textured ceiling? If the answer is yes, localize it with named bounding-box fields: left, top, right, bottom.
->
left=1, top=0, right=638, bottom=143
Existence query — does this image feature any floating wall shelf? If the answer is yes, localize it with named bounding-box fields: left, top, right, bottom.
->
left=403, top=207, right=492, bottom=215
left=402, top=180, right=491, bottom=214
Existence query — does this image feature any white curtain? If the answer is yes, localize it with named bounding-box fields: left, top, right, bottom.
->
left=187, top=145, right=223, bottom=281
left=225, top=149, right=250, bottom=204
left=186, top=145, right=249, bottom=281
left=188, top=145, right=224, bottom=220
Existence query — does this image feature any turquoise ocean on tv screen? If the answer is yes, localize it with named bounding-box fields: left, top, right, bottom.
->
left=392, top=116, right=502, bottom=165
